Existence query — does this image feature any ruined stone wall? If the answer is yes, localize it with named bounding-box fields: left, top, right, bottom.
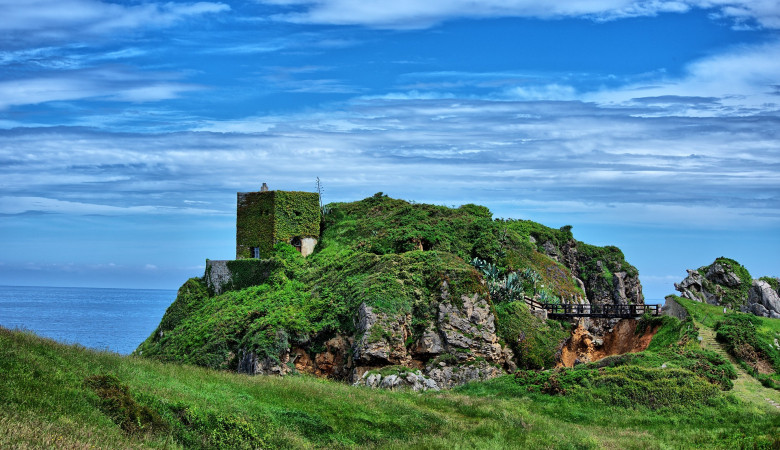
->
left=205, top=258, right=280, bottom=296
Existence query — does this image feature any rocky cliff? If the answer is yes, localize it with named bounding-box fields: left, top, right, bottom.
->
left=674, top=257, right=780, bottom=318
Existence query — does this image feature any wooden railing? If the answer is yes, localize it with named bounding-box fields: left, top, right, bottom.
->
left=524, top=297, right=660, bottom=319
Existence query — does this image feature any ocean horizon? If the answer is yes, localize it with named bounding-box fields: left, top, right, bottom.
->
left=0, top=285, right=176, bottom=355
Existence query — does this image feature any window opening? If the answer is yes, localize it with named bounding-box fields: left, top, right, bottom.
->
left=290, top=237, right=302, bottom=253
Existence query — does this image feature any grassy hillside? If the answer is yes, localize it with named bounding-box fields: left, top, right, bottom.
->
left=668, top=295, right=780, bottom=389
left=2, top=326, right=779, bottom=449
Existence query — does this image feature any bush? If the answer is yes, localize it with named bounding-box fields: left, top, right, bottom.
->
left=715, top=314, right=780, bottom=375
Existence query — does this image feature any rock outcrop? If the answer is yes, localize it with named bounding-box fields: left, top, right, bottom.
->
left=543, top=238, right=644, bottom=307
left=355, top=368, right=440, bottom=391
left=351, top=285, right=513, bottom=388
left=673, top=257, right=779, bottom=318
left=744, top=280, right=780, bottom=319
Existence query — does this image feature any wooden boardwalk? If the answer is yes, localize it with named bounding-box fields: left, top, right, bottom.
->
left=525, top=297, right=660, bottom=319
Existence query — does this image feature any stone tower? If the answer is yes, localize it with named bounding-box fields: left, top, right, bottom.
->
left=236, top=184, right=320, bottom=259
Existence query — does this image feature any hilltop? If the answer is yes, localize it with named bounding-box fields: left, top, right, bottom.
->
left=135, top=193, right=646, bottom=387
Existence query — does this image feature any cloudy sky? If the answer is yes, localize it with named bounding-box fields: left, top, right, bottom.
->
left=1, top=0, right=778, bottom=300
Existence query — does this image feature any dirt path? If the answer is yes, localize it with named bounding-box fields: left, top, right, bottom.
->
left=695, top=321, right=780, bottom=412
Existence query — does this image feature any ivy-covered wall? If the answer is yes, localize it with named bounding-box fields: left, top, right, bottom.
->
left=205, top=259, right=280, bottom=295
left=236, top=190, right=320, bottom=259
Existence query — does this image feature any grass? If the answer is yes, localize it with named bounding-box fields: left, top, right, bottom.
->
left=670, top=296, right=780, bottom=389
left=2, top=326, right=779, bottom=449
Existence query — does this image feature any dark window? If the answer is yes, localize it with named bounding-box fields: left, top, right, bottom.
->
left=251, top=247, right=260, bottom=258
left=290, top=237, right=302, bottom=253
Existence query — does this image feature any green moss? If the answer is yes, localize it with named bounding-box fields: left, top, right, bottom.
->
left=494, top=301, right=569, bottom=369
left=699, top=257, right=752, bottom=308
left=511, top=366, right=722, bottom=410
left=157, top=277, right=208, bottom=333
left=645, top=315, right=699, bottom=351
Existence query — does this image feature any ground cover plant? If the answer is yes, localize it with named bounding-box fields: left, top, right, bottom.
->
left=670, top=295, right=780, bottom=389
left=2, top=326, right=779, bottom=449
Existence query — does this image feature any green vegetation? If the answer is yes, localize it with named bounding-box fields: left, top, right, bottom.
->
left=760, top=276, right=780, bottom=292
left=689, top=257, right=752, bottom=309
left=142, top=192, right=635, bottom=369
left=142, top=194, right=634, bottom=371
left=668, top=296, right=780, bottom=390
left=236, top=190, right=320, bottom=259
left=494, top=301, right=569, bottom=369
left=715, top=315, right=780, bottom=389
left=3, top=327, right=779, bottom=449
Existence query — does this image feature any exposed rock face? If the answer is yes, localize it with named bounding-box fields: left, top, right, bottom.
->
left=353, top=303, right=412, bottom=366
left=674, top=269, right=718, bottom=305
left=673, top=258, right=779, bottom=318
left=350, top=285, right=512, bottom=388
left=743, top=280, right=780, bottom=319
left=661, top=296, right=689, bottom=320
left=355, top=369, right=440, bottom=391
left=237, top=348, right=291, bottom=376
left=239, top=336, right=354, bottom=379
left=558, top=319, right=660, bottom=367
left=548, top=239, right=644, bottom=307
left=707, top=263, right=742, bottom=288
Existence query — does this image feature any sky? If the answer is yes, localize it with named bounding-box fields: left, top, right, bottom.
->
left=0, top=0, right=778, bottom=301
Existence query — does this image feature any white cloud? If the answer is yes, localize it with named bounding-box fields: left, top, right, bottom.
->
left=588, top=39, right=780, bottom=114
left=0, top=0, right=229, bottom=47
left=0, top=196, right=223, bottom=216
left=257, top=0, right=780, bottom=29
left=0, top=67, right=204, bottom=109
left=1, top=96, right=777, bottom=226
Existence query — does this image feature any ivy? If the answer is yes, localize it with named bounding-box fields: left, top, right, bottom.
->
left=236, top=190, right=320, bottom=259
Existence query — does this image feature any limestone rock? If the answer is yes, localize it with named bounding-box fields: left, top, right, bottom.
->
left=352, top=303, right=411, bottom=366
left=237, top=348, right=292, bottom=376
left=706, top=263, right=742, bottom=288
left=424, top=360, right=503, bottom=389
left=742, top=280, right=780, bottom=319
left=356, top=369, right=440, bottom=391
left=350, top=284, right=512, bottom=388
left=674, top=269, right=715, bottom=304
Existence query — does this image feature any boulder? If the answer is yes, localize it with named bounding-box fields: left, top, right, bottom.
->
left=356, top=369, right=440, bottom=391
left=743, top=280, right=780, bottom=319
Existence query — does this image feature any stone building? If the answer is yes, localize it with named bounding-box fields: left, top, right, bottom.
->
left=235, top=184, right=320, bottom=259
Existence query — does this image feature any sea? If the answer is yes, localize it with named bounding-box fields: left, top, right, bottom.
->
left=0, top=285, right=176, bottom=355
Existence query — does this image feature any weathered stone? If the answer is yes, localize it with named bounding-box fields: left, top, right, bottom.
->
left=743, top=280, right=780, bottom=319
left=237, top=348, right=291, bottom=376
left=356, top=369, right=439, bottom=391
left=661, top=296, right=689, bottom=320
left=706, top=263, right=742, bottom=288
left=675, top=269, right=720, bottom=304
left=380, top=374, right=400, bottom=389
left=413, top=327, right=444, bottom=355
left=352, top=303, right=411, bottom=366
left=425, top=360, right=503, bottom=389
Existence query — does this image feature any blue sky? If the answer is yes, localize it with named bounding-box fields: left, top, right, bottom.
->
left=0, top=0, right=778, bottom=301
